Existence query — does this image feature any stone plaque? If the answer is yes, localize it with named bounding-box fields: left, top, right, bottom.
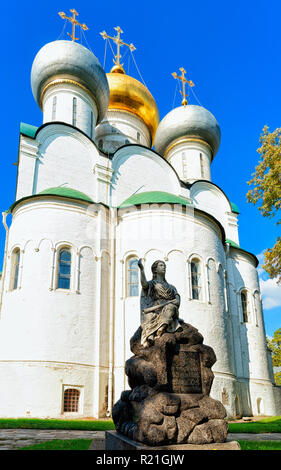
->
left=170, top=346, right=202, bottom=393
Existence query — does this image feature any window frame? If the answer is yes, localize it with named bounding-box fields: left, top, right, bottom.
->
left=62, top=385, right=83, bottom=414
left=56, top=247, right=72, bottom=291
left=241, top=289, right=249, bottom=323
left=72, top=97, right=77, bottom=127
left=190, top=257, right=203, bottom=301
left=126, top=256, right=139, bottom=298
left=52, top=95, right=57, bottom=121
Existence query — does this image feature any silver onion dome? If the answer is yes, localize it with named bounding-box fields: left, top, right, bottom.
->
left=31, top=40, right=109, bottom=123
left=154, top=105, right=221, bottom=158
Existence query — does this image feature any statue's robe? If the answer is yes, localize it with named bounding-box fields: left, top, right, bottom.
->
left=140, top=280, right=181, bottom=347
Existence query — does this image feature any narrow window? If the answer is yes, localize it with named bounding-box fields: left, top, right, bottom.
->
left=57, top=248, right=71, bottom=290
left=72, top=97, right=77, bottom=126
left=90, top=111, right=93, bottom=139
left=11, top=248, right=20, bottom=290
left=241, top=290, right=248, bottom=322
left=191, top=259, right=202, bottom=300
left=137, top=131, right=140, bottom=141
left=52, top=96, right=57, bottom=121
left=200, top=153, right=205, bottom=178
left=98, top=139, right=103, bottom=150
left=63, top=388, right=80, bottom=413
left=127, top=257, right=139, bottom=297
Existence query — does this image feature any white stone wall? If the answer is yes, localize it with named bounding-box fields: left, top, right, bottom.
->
left=16, top=124, right=113, bottom=207
left=113, top=204, right=237, bottom=415
left=1, top=106, right=279, bottom=419
left=227, top=248, right=279, bottom=415
left=0, top=198, right=110, bottom=418
left=111, top=146, right=182, bottom=207
left=95, top=110, right=151, bottom=154
left=190, top=181, right=239, bottom=245
left=16, top=135, right=39, bottom=201
left=42, top=83, right=98, bottom=139
left=165, top=140, right=212, bottom=183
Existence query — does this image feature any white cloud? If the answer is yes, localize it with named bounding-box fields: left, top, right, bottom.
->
left=257, top=251, right=281, bottom=310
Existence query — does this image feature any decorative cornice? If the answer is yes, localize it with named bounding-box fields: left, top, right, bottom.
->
left=40, top=78, right=98, bottom=112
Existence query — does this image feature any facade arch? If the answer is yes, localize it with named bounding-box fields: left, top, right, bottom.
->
left=121, top=249, right=139, bottom=263
left=8, top=243, right=24, bottom=256
left=37, top=238, right=55, bottom=250
left=77, top=244, right=96, bottom=258
left=143, top=248, right=164, bottom=261
left=165, top=249, right=185, bottom=261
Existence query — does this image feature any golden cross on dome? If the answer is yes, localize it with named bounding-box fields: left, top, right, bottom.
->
left=172, top=67, right=194, bottom=106
left=100, top=26, right=136, bottom=72
left=58, top=9, right=88, bottom=42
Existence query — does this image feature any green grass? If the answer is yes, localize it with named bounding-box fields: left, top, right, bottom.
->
left=228, top=416, right=281, bottom=434
left=238, top=440, right=281, bottom=450
left=0, top=418, right=115, bottom=431
left=17, top=438, right=281, bottom=451
left=18, top=438, right=92, bottom=450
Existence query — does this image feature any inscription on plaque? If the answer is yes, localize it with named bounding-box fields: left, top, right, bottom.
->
left=170, top=346, right=202, bottom=393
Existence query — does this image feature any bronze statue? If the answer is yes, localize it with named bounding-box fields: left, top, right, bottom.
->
left=138, top=259, right=182, bottom=347
left=111, top=258, right=229, bottom=448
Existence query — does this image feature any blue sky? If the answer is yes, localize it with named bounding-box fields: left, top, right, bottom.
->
left=1, top=0, right=280, bottom=336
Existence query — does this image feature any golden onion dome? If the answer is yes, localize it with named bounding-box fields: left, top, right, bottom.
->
left=106, top=68, right=159, bottom=142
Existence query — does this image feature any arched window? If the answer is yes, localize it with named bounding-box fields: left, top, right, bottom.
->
left=191, top=259, right=202, bottom=300
left=10, top=248, right=20, bottom=290
left=90, top=111, right=93, bottom=139
left=126, top=257, right=139, bottom=297
left=257, top=397, right=263, bottom=415
left=241, top=290, right=248, bottom=322
left=57, top=248, right=71, bottom=290
left=63, top=388, right=80, bottom=413
left=52, top=96, right=57, bottom=121
left=200, top=153, right=205, bottom=178
left=98, top=139, right=103, bottom=150
left=72, top=97, right=77, bottom=126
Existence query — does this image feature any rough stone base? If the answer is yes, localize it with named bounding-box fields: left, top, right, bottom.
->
left=105, top=431, right=241, bottom=450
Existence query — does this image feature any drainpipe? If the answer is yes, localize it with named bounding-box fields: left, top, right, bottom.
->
left=0, top=212, right=10, bottom=316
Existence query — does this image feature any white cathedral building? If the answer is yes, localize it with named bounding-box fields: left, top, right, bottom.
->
left=0, top=30, right=280, bottom=419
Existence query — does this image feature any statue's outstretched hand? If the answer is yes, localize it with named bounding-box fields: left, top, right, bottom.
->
left=138, top=258, right=144, bottom=271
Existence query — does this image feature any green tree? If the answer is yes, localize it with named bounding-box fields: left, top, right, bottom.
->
left=275, top=373, right=281, bottom=386
left=267, top=328, right=281, bottom=385
left=267, top=328, right=281, bottom=366
left=247, top=126, right=281, bottom=283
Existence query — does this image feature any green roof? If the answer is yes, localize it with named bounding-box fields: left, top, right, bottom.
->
left=231, top=202, right=240, bottom=214
left=38, top=187, right=94, bottom=203
left=20, top=122, right=38, bottom=139
left=226, top=239, right=240, bottom=248
left=119, top=191, right=191, bottom=208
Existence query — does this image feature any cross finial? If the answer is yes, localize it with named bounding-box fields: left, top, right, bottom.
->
left=100, top=26, right=136, bottom=73
left=172, top=67, right=194, bottom=106
left=58, top=9, right=88, bottom=42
